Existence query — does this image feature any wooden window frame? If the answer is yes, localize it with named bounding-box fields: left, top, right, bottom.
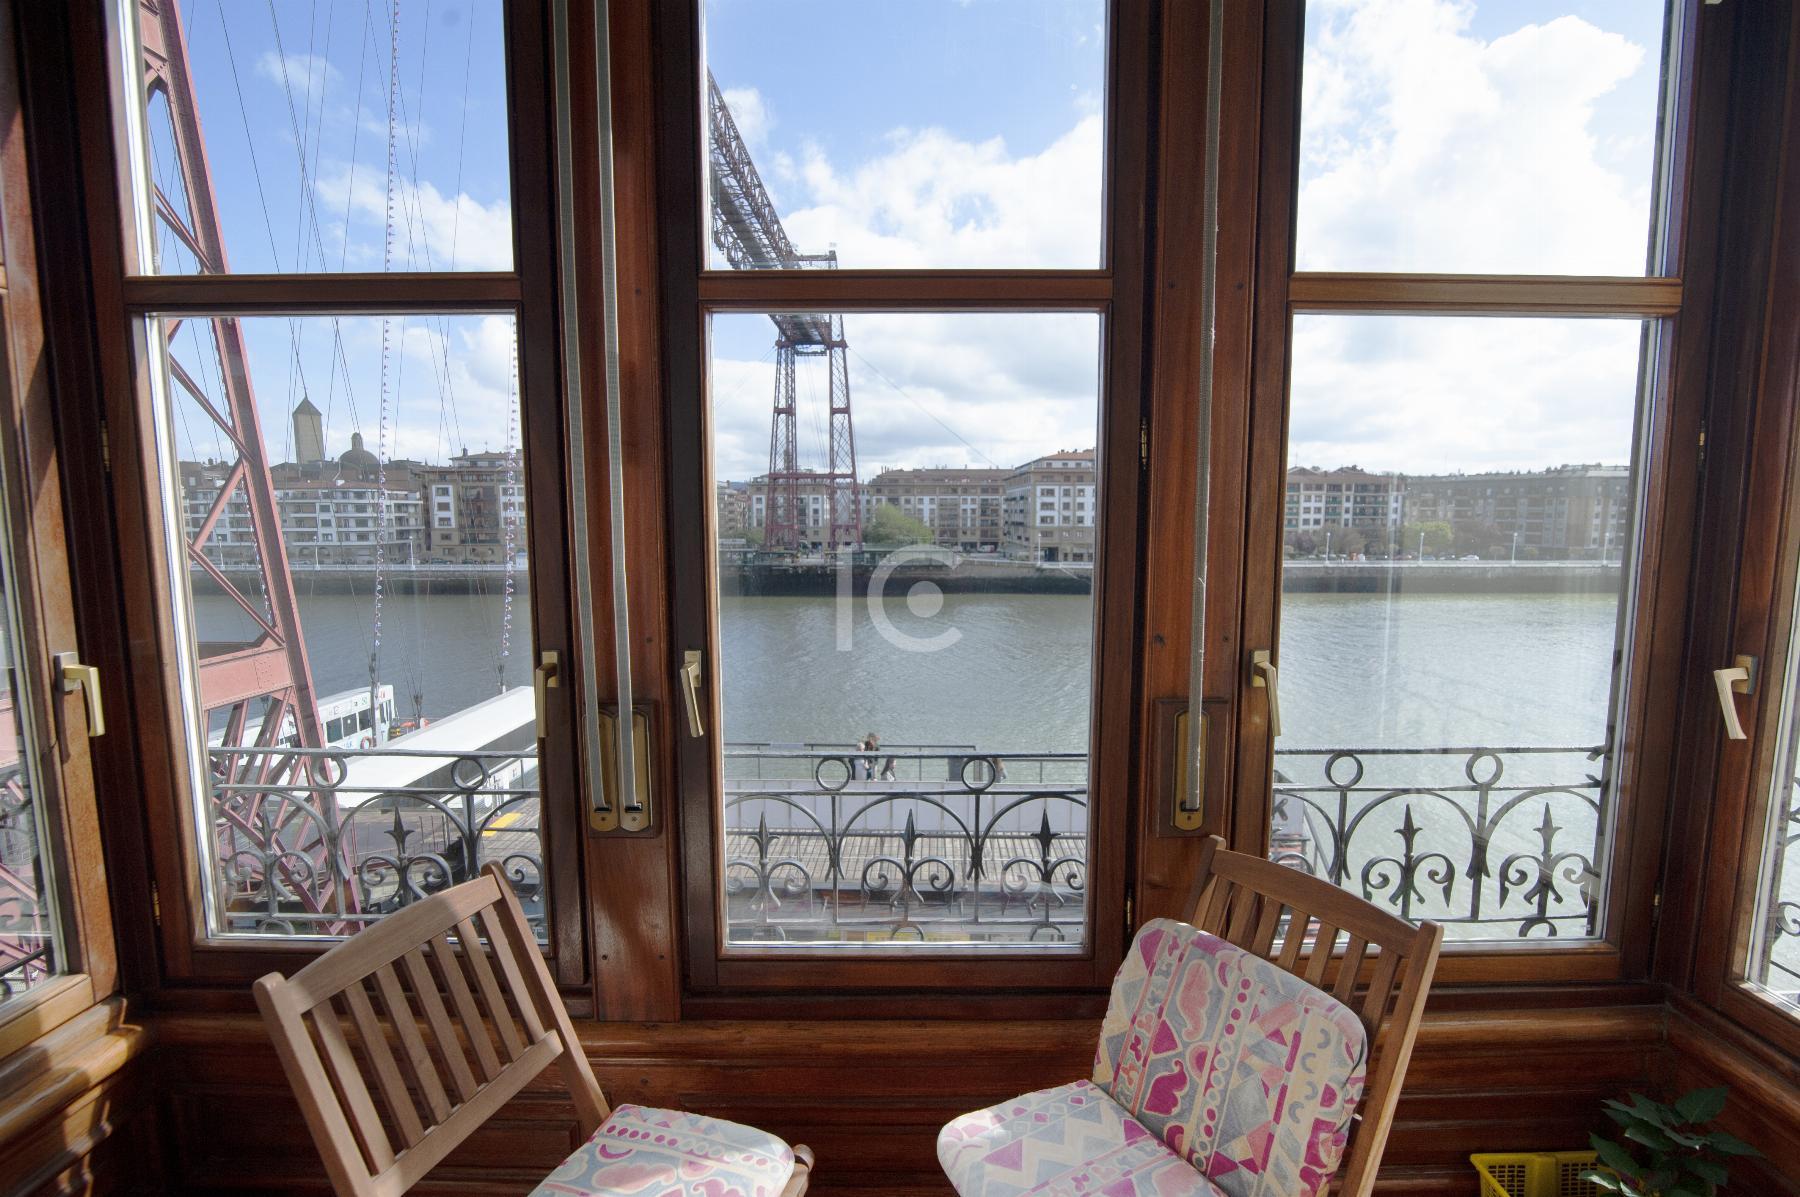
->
left=1212, top=0, right=1711, bottom=986
left=0, top=0, right=119, bottom=1054
left=655, top=0, right=1153, bottom=1003
left=1677, top=0, right=1800, bottom=1055
left=65, top=0, right=590, bottom=992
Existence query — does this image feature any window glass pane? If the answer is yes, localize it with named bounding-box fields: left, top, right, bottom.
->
left=1295, top=1, right=1670, bottom=274
left=148, top=313, right=544, bottom=938
left=1273, top=314, right=1648, bottom=942
left=0, top=525, right=61, bottom=1002
left=1747, top=576, right=1800, bottom=1011
left=130, top=0, right=511, bottom=274
left=709, top=311, right=1100, bottom=947
left=701, top=0, right=1106, bottom=269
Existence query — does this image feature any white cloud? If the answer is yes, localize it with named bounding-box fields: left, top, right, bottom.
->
left=1287, top=314, right=1644, bottom=475
left=255, top=51, right=340, bottom=95
left=773, top=115, right=1103, bottom=269
left=721, top=86, right=773, bottom=146
left=709, top=313, right=1100, bottom=483
left=1297, top=1, right=1653, bottom=274
left=317, top=166, right=513, bottom=271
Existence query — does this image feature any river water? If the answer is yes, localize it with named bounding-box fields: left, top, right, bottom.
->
left=198, top=585, right=1629, bottom=940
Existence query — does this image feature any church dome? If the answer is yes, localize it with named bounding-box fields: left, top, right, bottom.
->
left=339, top=431, right=378, bottom=470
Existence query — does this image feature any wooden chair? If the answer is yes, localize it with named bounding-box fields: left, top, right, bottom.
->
left=938, top=834, right=1441, bottom=1197
left=1186, top=835, right=1443, bottom=1197
left=254, top=864, right=813, bottom=1197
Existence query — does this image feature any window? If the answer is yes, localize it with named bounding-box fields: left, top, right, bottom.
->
left=1749, top=575, right=1800, bottom=1011
left=1234, top=0, right=1686, bottom=949
left=114, top=0, right=580, bottom=964
left=671, top=0, right=1138, bottom=989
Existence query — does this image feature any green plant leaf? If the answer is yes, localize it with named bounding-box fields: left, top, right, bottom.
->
left=1625, top=1093, right=1675, bottom=1130
left=1706, top=1130, right=1761, bottom=1157
left=1595, top=1137, right=1643, bottom=1176
left=1674, top=1087, right=1728, bottom=1124
left=1624, top=1123, right=1675, bottom=1152
left=1687, top=1157, right=1728, bottom=1185
left=1581, top=1168, right=1625, bottom=1193
left=1603, top=1107, right=1636, bottom=1127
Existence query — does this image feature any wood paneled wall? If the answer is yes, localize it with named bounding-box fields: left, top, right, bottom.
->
left=145, top=1004, right=1671, bottom=1197
left=0, top=1000, right=159, bottom=1197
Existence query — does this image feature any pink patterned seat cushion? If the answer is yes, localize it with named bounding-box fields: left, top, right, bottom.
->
left=529, top=1104, right=796, bottom=1197
left=938, top=1079, right=1223, bottom=1197
left=1092, top=920, right=1368, bottom=1197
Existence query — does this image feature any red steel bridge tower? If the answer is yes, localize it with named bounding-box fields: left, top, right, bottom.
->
left=707, top=74, right=860, bottom=551
left=137, top=0, right=340, bottom=913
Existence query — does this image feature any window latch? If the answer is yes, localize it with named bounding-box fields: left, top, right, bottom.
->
left=55, top=652, right=105, bottom=738
left=1251, top=649, right=1281, bottom=740
left=1712, top=654, right=1757, bottom=740
left=679, top=649, right=707, bottom=738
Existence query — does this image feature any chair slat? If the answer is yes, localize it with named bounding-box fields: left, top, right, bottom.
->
left=478, top=906, right=548, bottom=1042
left=430, top=931, right=504, bottom=1082
left=341, top=978, right=426, bottom=1148
left=1360, top=949, right=1402, bottom=1036
left=456, top=915, right=526, bottom=1060
left=1200, top=878, right=1235, bottom=930
left=1303, top=922, right=1338, bottom=988
left=308, top=998, right=397, bottom=1174
left=1249, top=899, right=1284, bottom=958
left=1275, top=912, right=1311, bottom=971
left=1332, top=935, right=1369, bottom=1001
left=1224, top=886, right=1259, bottom=944
left=402, top=946, right=479, bottom=1104
left=372, top=962, right=452, bottom=1124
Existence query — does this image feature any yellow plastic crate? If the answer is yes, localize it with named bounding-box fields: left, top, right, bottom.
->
left=1471, top=1152, right=1603, bottom=1197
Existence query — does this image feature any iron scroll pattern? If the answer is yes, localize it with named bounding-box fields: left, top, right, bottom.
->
left=0, top=764, right=57, bottom=999
left=1753, top=778, right=1800, bottom=1002
left=722, top=748, right=1089, bottom=944
left=1270, top=745, right=1608, bottom=939
left=205, top=745, right=545, bottom=940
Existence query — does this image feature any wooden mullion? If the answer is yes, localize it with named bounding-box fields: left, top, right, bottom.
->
left=1289, top=272, right=1682, bottom=317
left=696, top=269, right=1113, bottom=312
left=119, top=271, right=521, bottom=314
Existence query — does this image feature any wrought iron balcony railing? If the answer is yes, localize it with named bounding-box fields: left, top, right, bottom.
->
left=197, top=739, right=1615, bottom=951
left=723, top=746, right=1089, bottom=945
left=204, top=744, right=544, bottom=940
left=1270, top=745, right=1607, bottom=939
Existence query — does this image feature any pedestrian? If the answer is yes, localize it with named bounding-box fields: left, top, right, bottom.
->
left=858, top=731, right=880, bottom=781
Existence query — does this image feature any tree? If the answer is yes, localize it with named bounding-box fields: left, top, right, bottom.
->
left=1399, top=521, right=1453, bottom=556
left=864, top=504, right=935, bottom=546
left=1316, top=523, right=1365, bottom=558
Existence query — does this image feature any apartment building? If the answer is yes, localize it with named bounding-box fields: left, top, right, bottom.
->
left=1004, top=449, right=1097, bottom=563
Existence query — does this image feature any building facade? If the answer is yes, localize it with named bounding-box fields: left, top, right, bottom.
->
left=1403, top=464, right=1630, bottom=557
left=1284, top=467, right=1407, bottom=535
left=1004, top=449, right=1097, bottom=563
left=862, top=466, right=1009, bottom=551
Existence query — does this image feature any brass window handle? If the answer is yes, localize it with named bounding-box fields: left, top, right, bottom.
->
left=56, top=653, right=105, bottom=738
left=1251, top=649, right=1280, bottom=740
left=1713, top=654, right=1757, bottom=741
left=679, top=649, right=706, bottom=738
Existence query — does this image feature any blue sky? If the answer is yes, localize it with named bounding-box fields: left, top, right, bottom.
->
left=148, top=0, right=1671, bottom=482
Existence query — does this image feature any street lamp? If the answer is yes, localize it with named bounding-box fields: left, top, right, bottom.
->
left=1511, top=531, right=1518, bottom=563
left=1418, top=530, right=1424, bottom=561
left=1324, top=531, right=1332, bottom=561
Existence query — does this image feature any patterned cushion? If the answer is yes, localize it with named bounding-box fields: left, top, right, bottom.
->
left=1092, top=920, right=1368, bottom=1197
left=529, top=1104, right=796, bottom=1197
left=938, top=1079, right=1222, bottom=1197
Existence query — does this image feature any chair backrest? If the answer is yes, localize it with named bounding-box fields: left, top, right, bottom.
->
left=253, top=865, right=609, bottom=1197
left=1182, top=836, right=1443, bottom=1197
left=1093, top=918, right=1369, bottom=1197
